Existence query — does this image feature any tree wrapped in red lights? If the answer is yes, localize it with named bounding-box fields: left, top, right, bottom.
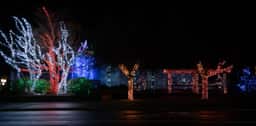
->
left=35, top=7, right=76, bottom=94
left=119, top=64, right=139, bottom=101
left=197, top=61, right=233, bottom=100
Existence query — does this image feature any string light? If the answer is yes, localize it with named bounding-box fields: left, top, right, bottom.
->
left=119, top=64, right=139, bottom=101
left=0, top=16, right=79, bottom=94
left=0, top=17, right=43, bottom=91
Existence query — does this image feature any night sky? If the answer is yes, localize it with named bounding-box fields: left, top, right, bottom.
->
left=0, top=1, right=255, bottom=75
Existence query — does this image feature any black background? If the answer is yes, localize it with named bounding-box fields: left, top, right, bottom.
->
left=0, top=1, right=255, bottom=75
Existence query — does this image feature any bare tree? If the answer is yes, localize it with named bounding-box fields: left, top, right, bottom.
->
left=0, top=17, right=44, bottom=92
left=119, top=64, right=139, bottom=101
left=35, top=7, right=77, bottom=94
left=54, top=22, right=75, bottom=94
left=1, top=7, right=80, bottom=95
left=197, top=61, right=233, bottom=99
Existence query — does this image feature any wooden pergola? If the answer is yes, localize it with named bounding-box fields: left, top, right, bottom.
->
left=163, top=62, right=233, bottom=100
left=163, top=69, right=199, bottom=94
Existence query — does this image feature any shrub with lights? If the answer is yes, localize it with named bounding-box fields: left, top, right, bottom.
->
left=31, top=79, right=50, bottom=94
left=13, top=78, right=30, bottom=94
left=13, top=78, right=50, bottom=95
left=67, top=77, right=93, bottom=96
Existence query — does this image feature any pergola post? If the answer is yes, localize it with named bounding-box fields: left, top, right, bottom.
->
left=223, top=73, right=228, bottom=94
left=192, top=73, right=199, bottom=94
left=167, top=73, right=172, bottom=94
left=201, top=76, right=208, bottom=100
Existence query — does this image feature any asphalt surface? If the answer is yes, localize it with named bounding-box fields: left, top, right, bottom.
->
left=1, top=95, right=256, bottom=125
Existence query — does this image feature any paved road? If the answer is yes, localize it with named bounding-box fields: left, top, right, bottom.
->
left=0, top=102, right=256, bottom=125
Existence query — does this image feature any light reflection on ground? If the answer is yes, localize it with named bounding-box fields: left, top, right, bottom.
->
left=0, top=102, right=256, bottom=125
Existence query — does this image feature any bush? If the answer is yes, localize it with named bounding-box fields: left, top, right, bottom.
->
left=13, top=78, right=50, bottom=95
left=13, top=78, right=30, bottom=94
left=31, top=79, right=50, bottom=94
left=67, top=77, right=93, bottom=95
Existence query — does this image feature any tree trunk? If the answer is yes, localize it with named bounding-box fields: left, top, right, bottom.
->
left=192, top=73, right=199, bottom=94
left=167, top=74, right=172, bottom=94
left=128, top=78, right=134, bottom=101
left=223, top=73, right=228, bottom=94
left=201, top=76, right=208, bottom=100
left=58, top=67, right=70, bottom=94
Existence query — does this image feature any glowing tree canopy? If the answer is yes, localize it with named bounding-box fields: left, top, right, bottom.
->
left=0, top=17, right=44, bottom=92
left=119, top=64, right=139, bottom=101
left=71, top=55, right=95, bottom=79
left=237, top=67, right=256, bottom=92
left=70, top=41, right=96, bottom=80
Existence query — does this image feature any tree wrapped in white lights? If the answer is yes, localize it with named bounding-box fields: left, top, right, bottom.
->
left=119, top=64, right=139, bottom=101
left=54, top=22, right=75, bottom=94
left=0, top=17, right=44, bottom=92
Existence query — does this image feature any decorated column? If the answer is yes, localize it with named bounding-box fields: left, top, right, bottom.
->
left=201, top=75, right=208, bottom=99
left=167, top=73, right=172, bottom=94
left=163, top=69, right=172, bottom=94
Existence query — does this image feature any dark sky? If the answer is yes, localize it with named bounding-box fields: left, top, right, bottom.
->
left=0, top=1, right=255, bottom=74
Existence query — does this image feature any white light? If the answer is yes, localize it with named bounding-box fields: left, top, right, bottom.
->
left=1, top=78, right=7, bottom=86
left=0, top=17, right=43, bottom=91
left=1, top=16, right=85, bottom=94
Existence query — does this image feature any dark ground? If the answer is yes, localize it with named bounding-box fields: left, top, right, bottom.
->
left=1, top=92, right=256, bottom=125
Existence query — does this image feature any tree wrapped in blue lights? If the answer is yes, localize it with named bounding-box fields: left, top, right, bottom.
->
left=70, top=40, right=96, bottom=80
left=237, top=67, right=256, bottom=93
